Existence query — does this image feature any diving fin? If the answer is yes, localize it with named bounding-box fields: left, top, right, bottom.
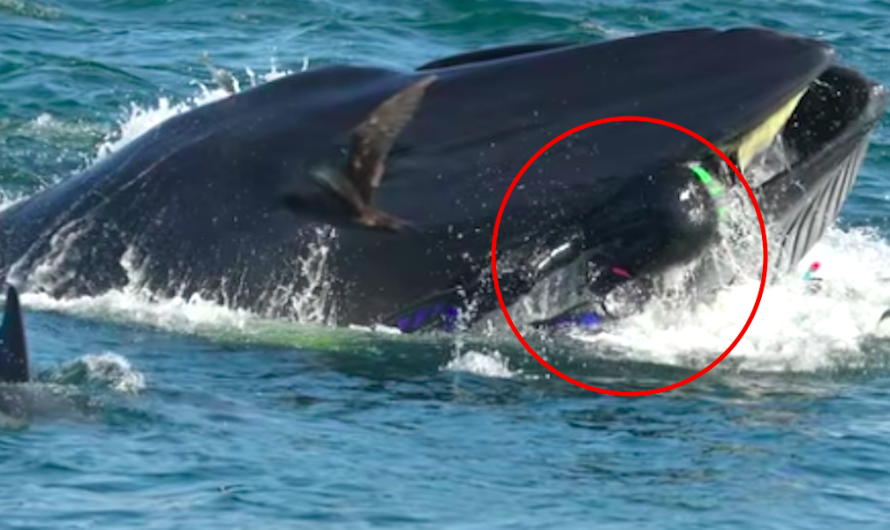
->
left=0, top=285, right=29, bottom=383
left=310, top=75, right=437, bottom=232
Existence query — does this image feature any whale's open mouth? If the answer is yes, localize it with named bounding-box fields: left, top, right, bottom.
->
left=737, top=65, right=887, bottom=271
left=381, top=47, right=888, bottom=334
left=520, top=64, right=888, bottom=330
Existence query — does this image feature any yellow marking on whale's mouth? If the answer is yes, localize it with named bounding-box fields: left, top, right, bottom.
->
left=723, top=88, right=808, bottom=172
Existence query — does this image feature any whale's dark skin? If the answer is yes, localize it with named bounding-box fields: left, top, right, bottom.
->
left=0, top=27, right=884, bottom=330
left=0, top=285, right=27, bottom=384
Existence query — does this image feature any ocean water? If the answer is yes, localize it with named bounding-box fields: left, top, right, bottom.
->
left=2, top=0, right=890, bottom=528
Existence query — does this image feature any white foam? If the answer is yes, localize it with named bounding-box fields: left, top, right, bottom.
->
left=445, top=349, right=517, bottom=379
left=573, top=226, right=890, bottom=372
left=79, top=352, right=146, bottom=394
left=0, top=193, right=27, bottom=213
left=22, top=289, right=254, bottom=337
left=39, top=352, right=147, bottom=397
left=0, top=0, right=60, bottom=19
left=95, top=58, right=303, bottom=161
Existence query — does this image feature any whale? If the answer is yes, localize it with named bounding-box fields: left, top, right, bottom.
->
left=0, top=27, right=886, bottom=333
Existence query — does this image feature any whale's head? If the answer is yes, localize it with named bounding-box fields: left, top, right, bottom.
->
left=374, top=29, right=888, bottom=332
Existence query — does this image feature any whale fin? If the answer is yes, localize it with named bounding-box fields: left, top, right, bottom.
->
left=0, top=285, right=29, bottom=383
left=310, top=75, right=436, bottom=232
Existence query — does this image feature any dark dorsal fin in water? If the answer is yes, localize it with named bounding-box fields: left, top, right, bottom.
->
left=416, top=41, right=576, bottom=71
left=0, top=285, right=29, bottom=383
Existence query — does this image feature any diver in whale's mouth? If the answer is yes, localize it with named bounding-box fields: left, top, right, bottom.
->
left=0, top=28, right=885, bottom=334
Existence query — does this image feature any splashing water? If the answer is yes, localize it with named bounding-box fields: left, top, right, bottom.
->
left=46, top=352, right=147, bottom=394
left=572, top=227, right=890, bottom=372
left=95, top=57, right=303, bottom=161
left=4, top=56, right=338, bottom=332
left=444, top=350, right=518, bottom=379
left=22, top=289, right=254, bottom=338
